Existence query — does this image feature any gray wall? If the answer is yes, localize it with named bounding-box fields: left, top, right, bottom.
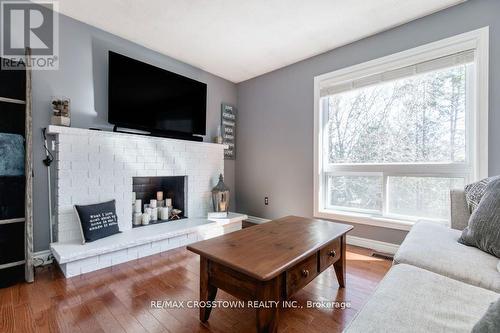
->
left=30, top=13, right=237, bottom=251
left=235, top=0, right=500, bottom=244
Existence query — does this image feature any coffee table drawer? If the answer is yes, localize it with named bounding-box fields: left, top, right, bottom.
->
left=286, top=253, right=318, bottom=297
left=319, top=238, right=341, bottom=271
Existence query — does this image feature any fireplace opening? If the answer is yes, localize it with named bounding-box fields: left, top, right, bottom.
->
left=132, top=176, right=187, bottom=228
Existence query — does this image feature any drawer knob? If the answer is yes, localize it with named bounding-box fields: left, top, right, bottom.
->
left=301, top=269, right=309, bottom=278
left=329, top=250, right=336, bottom=257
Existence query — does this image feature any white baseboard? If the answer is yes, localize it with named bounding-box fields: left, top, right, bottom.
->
left=33, top=250, right=54, bottom=267
left=245, top=215, right=271, bottom=224
left=346, top=235, right=399, bottom=255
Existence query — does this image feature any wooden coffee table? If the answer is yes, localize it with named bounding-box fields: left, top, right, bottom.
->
left=187, top=215, right=353, bottom=333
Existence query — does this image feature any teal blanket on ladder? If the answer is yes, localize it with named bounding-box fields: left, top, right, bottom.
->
left=0, top=133, right=25, bottom=176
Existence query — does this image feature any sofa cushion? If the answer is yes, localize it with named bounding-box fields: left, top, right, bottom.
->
left=465, top=176, right=500, bottom=213
left=450, top=189, right=470, bottom=230
left=472, top=298, right=500, bottom=333
left=344, top=264, right=499, bottom=333
left=459, top=178, right=500, bottom=258
left=394, top=221, right=500, bottom=292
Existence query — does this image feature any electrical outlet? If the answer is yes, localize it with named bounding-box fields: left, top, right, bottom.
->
left=264, top=197, right=269, bottom=205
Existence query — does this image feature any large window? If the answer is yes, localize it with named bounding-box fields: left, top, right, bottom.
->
left=314, top=28, right=488, bottom=228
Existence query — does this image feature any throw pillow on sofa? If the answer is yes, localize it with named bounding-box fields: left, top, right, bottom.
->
left=459, top=179, right=500, bottom=258
left=74, top=200, right=120, bottom=244
left=465, top=176, right=500, bottom=213
left=472, top=298, right=500, bottom=333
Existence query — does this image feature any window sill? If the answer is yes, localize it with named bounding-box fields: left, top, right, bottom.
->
left=314, top=209, right=415, bottom=231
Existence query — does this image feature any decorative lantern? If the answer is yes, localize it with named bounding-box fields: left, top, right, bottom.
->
left=211, top=174, right=230, bottom=215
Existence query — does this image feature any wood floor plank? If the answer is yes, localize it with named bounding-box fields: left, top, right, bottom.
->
left=0, top=285, right=13, bottom=306
left=49, top=294, right=84, bottom=333
left=95, top=288, right=148, bottom=333
left=0, top=305, right=14, bottom=333
left=72, top=302, right=105, bottom=333
left=86, top=296, right=127, bottom=333
left=31, top=308, right=57, bottom=333
left=10, top=282, right=29, bottom=306
left=0, top=245, right=390, bottom=333
left=13, top=303, right=37, bottom=333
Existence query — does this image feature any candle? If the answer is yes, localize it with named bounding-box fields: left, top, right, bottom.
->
left=160, top=207, right=169, bottom=220
left=151, top=207, right=158, bottom=220
left=156, top=191, right=163, bottom=201
left=141, top=213, right=150, bottom=225
left=134, top=200, right=142, bottom=213
left=133, top=212, right=142, bottom=226
left=150, top=199, right=157, bottom=208
left=166, top=198, right=172, bottom=207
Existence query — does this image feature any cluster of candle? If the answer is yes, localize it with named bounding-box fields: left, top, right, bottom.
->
left=132, top=191, right=173, bottom=226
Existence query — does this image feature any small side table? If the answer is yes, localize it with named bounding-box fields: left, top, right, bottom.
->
left=207, top=212, right=248, bottom=234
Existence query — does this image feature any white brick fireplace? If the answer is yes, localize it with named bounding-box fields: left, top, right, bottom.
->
left=46, top=126, right=246, bottom=277
left=49, top=126, right=224, bottom=242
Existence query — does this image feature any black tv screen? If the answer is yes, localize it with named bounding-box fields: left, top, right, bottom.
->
left=108, top=51, right=207, bottom=136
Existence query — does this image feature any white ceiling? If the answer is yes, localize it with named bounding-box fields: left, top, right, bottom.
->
left=55, top=0, right=466, bottom=83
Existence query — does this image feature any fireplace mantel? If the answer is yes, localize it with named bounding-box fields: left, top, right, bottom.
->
left=46, top=125, right=227, bottom=148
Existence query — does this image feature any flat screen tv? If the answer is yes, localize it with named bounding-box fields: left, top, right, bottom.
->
left=108, top=51, right=207, bottom=140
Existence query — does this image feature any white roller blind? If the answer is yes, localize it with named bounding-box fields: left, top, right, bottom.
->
left=320, top=49, right=475, bottom=97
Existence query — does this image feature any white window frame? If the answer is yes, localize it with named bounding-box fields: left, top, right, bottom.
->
left=313, top=27, right=489, bottom=231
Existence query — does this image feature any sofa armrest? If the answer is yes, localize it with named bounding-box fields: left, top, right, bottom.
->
left=450, top=189, right=470, bottom=230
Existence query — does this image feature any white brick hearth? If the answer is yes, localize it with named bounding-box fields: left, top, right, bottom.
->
left=51, top=216, right=245, bottom=277
left=47, top=126, right=246, bottom=278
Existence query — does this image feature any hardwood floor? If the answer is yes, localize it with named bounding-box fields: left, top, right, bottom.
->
left=0, top=245, right=391, bottom=333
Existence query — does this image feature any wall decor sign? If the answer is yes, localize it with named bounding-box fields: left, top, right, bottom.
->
left=221, top=103, right=236, bottom=160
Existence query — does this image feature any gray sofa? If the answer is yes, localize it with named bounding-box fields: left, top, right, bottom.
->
left=345, top=190, right=500, bottom=332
